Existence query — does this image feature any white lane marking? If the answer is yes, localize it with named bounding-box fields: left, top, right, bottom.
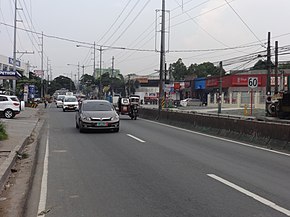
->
left=37, top=126, right=49, bottom=217
left=141, top=118, right=290, bottom=157
left=207, top=174, right=290, bottom=216
left=52, top=150, right=67, bottom=153
left=127, top=134, right=146, bottom=143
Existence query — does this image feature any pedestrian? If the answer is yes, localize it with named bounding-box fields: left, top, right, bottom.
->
left=44, top=99, right=47, bottom=108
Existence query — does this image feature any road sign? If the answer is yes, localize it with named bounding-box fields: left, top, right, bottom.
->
left=248, top=77, right=258, bottom=88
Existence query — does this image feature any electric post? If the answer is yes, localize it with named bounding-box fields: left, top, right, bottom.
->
left=77, top=62, right=80, bottom=92
left=218, top=61, right=223, bottom=114
left=99, top=46, right=103, bottom=98
left=41, top=32, right=44, bottom=98
left=158, top=0, right=166, bottom=116
left=274, top=41, right=278, bottom=94
left=93, top=41, right=96, bottom=77
left=12, top=0, right=18, bottom=94
left=265, top=32, right=271, bottom=115
left=266, top=32, right=271, bottom=95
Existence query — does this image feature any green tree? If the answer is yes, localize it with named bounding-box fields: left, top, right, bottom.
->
left=169, top=58, right=188, bottom=80
left=252, top=60, right=274, bottom=70
left=48, top=76, right=75, bottom=95
left=188, top=62, right=220, bottom=77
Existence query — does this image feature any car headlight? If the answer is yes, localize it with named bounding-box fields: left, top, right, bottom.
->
left=81, top=115, right=91, bottom=121
left=111, top=114, right=119, bottom=121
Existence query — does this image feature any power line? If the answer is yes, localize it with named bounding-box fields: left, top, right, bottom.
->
left=109, top=0, right=152, bottom=47
left=102, top=0, right=141, bottom=46
left=97, top=0, right=132, bottom=44
left=224, top=0, right=265, bottom=48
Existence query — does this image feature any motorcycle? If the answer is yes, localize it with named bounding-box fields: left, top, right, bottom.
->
left=129, top=95, right=140, bottom=120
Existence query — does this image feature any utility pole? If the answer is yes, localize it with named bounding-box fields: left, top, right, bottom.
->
left=158, top=0, right=166, bottom=114
left=82, top=65, right=85, bottom=77
left=77, top=62, right=80, bottom=92
left=112, top=56, right=115, bottom=77
left=266, top=32, right=271, bottom=95
left=93, top=41, right=96, bottom=77
left=218, top=61, right=223, bottom=114
left=40, top=32, right=44, bottom=98
left=99, top=46, right=103, bottom=98
left=12, top=0, right=18, bottom=94
left=274, top=41, right=278, bottom=94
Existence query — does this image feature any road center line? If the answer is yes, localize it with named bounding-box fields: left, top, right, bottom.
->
left=37, top=125, right=49, bottom=217
left=207, top=174, right=290, bottom=216
left=127, top=134, right=146, bottom=143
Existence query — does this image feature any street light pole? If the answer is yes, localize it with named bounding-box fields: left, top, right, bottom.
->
left=93, top=41, right=96, bottom=77
left=12, top=0, right=17, bottom=94
left=99, top=46, right=103, bottom=98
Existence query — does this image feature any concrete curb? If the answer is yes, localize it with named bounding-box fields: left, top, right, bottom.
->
left=0, top=116, right=42, bottom=193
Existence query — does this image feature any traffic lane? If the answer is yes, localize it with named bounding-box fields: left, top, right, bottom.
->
left=121, top=118, right=290, bottom=210
left=47, top=111, right=286, bottom=217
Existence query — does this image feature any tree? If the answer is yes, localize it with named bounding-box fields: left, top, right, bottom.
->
left=48, top=75, right=75, bottom=95
left=169, top=58, right=188, bottom=80
left=188, top=62, right=220, bottom=77
left=79, top=74, right=96, bottom=95
left=252, top=60, right=274, bottom=70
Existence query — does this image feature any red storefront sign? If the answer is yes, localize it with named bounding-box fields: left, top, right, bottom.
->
left=231, top=75, right=263, bottom=86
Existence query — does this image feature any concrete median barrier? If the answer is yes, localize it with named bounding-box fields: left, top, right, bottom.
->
left=139, top=108, right=290, bottom=152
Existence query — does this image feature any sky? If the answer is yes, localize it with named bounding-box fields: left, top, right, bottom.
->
left=1, top=0, right=290, bottom=80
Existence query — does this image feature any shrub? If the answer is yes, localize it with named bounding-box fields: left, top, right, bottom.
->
left=0, top=122, right=8, bottom=140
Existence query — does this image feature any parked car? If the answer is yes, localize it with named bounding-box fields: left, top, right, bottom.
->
left=180, top=98, right=203, bottom=107
left=75, top=100, right=119, bottom=133
left=56, top=95, right=66, bottom=108
left=63, top=95, right=79, bottom=111
left=0, top=95, right=21, bottom=119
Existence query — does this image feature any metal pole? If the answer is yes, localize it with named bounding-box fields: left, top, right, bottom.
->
left=77, top=62, right=80, bottom=92
left=12, top=0, right=17, bottom=94
left=41, top=32, right=44, bottom=97
left=158, top=0, right=166, bottom=114
left=93, top=41, right=96, bottom=77
left=99, top=46, right=103, bottom=97
left=266, top=32, right=271, bottom=95
left=218, top=61, right=223, bottom=114
left=274, top=41, right=278, bottom=94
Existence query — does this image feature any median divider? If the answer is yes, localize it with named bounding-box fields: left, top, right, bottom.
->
left=139, top=108, right=290, bottom=152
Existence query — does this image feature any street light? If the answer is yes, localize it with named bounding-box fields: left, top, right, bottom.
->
left=76, top=42, right=96, bottom=77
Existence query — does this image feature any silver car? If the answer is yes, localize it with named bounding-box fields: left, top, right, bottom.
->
left=75, top=100, right=119, bottom=133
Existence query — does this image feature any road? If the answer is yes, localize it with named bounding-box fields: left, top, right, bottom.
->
left=26, top=104, right=290, bottom=217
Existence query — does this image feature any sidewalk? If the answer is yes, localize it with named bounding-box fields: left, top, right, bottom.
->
left=0, top=105, right=42, bottom=192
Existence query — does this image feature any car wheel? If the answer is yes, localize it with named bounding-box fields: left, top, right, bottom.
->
left=4, top=109, right=14, bottom=119
left=113, top=127, right=119, bottom=132
left=63, top=108, right=66, bottom=112
left=79, top=121, right=85, bottom=133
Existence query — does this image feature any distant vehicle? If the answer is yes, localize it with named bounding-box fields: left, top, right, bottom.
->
left=62, top=95, right=79, bottom=111
left=180, top=98, right=204, bottom=107
left=56, top=95, right=66, bottom=108
left=75, top=100, right=119, bottom=133
left=66, top=92, right=74, bottom=96
left=0, top=95, right=21, bottom=119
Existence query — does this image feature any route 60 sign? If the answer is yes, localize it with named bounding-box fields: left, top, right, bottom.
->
left=248, top=77, right=258, bottom=88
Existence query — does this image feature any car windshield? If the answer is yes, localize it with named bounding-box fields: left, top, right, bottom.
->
left=64, top=97, right=77, bottom=102
left=82, top=101, right=113, bottom=111
left=57, top=96, right=65, bottom=100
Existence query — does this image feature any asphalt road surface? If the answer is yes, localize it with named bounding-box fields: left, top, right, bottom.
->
left=27, top=104, right=290, bottom=217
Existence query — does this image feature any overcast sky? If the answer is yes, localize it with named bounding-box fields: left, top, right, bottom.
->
left=1, top=0, right=290, bottom=79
